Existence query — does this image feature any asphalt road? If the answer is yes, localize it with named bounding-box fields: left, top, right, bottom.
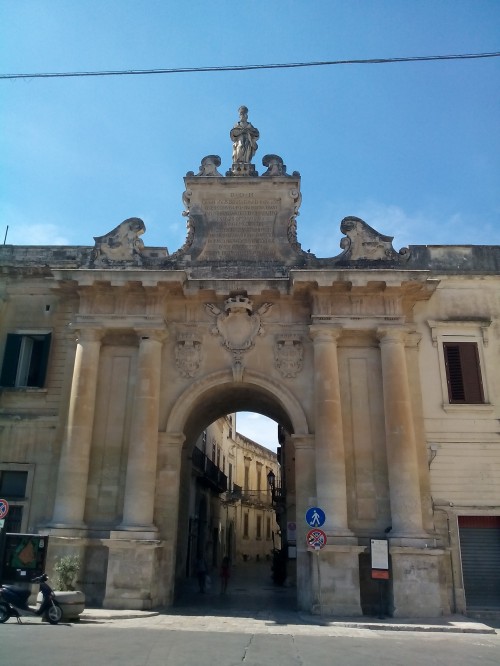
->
left=1, top=615, right=499, bottom=666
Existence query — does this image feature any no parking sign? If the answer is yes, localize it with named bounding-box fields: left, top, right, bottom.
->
left=306, top=528, right=327, bottom=551
left=0, top=499, right=9, bottom=520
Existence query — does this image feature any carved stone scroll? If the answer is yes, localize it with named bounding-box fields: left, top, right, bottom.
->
left=339, top=216, right=410, bottom=262
left=196, top=155, right=222, bottom=177
left=91, top=218, right=145, bottom=265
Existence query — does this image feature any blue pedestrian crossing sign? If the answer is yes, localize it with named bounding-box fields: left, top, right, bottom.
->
left=305, top=506, right=325, bottom=528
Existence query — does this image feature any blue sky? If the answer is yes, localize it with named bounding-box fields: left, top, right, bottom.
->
left=1, top=1, right=499, bottom=449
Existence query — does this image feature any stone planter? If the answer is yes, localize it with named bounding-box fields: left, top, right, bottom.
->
left=37, top=590, right=86, bottom=620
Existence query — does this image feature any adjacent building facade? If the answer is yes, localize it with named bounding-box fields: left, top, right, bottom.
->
left=183, top=415, right=280, bottom=582
left=0, top=110, right=499, bottom=616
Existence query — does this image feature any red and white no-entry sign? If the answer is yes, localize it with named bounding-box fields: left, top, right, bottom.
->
left=0, top=499, right=9, bottom=520
left=306, top=528, right=327, bottom=551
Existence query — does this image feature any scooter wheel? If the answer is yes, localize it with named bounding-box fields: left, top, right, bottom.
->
left=0, top=602, right=10, bottom=623
left=46, top=603, right=63, bottom=625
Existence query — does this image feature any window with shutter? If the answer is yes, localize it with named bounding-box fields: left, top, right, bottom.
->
left=256, top=515, right=262, bottom=539
left=0, top=465, right=33, bottom=533
left=0, top=333, right=51, bottom=388
left=443, top=342, right=484, bottom=404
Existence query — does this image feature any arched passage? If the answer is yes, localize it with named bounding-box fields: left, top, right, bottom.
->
left=164, top=369, right=310, bottom=607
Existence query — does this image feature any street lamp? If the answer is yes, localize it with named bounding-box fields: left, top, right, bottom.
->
left=267, top=470, right=276, bottom=500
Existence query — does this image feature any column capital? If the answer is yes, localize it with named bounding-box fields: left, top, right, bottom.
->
left=134, top=328, right=169, bottom=343
left=158, top=432, right=186, bottom=449
left=291, top=434, right=315, bottom=450
left=376, top=326, right=409, bottom=346
left=309, top=324, right=343, bottom=343
left=69, top=325, right=104, bottom=343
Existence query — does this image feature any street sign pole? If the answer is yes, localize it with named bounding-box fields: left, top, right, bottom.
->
left=0, top=499, right=9, bottom=583
left=305, top=507, right=327, bottom=616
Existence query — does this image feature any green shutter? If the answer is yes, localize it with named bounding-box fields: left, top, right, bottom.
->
left=0, top=334, right=22, bottom=387
left=34, top=333, right=52, bottom=387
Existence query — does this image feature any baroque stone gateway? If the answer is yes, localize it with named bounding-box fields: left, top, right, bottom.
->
left=1, top=108, right=500, bottom=618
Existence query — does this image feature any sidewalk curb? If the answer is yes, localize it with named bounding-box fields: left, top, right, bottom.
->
left=81, top=610, right=160, bottom=621
left=80, top=609, right=497, bottom=634
left=298, top=618, right=497, bottom=634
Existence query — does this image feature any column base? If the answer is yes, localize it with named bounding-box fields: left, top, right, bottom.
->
left=389, top=534, right=435, bottom=548
left=111, top=527, right=158, bottom=541
left=44, top=525, right=89, bottom=538
left=326, top=531, right=358, bottom=546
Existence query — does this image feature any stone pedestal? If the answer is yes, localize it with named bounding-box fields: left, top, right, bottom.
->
left=103, top=538, right=164, bottom=610
left=390, top=547, right=450, bottom=617
left=310, top=545, right=364, bottom=616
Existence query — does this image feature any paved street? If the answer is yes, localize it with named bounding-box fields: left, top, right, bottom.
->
left=1, top=615, right=499, bottom=666
left=1, top=561, right=499, bottom=665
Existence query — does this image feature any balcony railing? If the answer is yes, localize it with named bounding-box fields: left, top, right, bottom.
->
left=192, top=447, right=227, bottom=493
left=221, top=486, right=273, bottom=507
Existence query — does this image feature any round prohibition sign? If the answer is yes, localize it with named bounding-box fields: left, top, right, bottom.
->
left=306, top=528, right=327, bottom=551
left=0, top=498, right=9, bottom=520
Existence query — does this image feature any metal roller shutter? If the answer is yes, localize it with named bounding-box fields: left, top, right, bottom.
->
left=459, top=516, right=500, bottom=609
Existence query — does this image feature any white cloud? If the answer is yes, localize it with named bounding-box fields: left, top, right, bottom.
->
left=6, top=223, right=70, bottom=246
left=1, top=204, right=71, bottom=245
left=235, top=412, right=279, bottom=452
left=351, top=201, right=428, bottom=249
left=303, top=198, right=498, bottom=256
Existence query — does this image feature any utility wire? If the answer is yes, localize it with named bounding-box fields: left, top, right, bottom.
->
left=1, top=51, right=499, bottom=80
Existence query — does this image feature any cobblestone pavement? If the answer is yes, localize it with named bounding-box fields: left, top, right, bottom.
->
left=79, top=560, right=499, bottom=636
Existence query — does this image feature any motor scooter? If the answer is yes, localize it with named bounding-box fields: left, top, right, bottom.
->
left=0, top=573, right=63, bottom=624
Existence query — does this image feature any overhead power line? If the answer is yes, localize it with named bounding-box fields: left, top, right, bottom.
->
left=1, top=51, right=499, bottom=80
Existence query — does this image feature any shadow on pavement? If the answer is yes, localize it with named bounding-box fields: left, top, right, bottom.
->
left=170, top=559, right=299, bottom=621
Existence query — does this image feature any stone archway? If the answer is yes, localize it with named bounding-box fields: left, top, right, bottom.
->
left=166, top=368, right=309, bottom=439
left=162, top=369, right=311, bottom=607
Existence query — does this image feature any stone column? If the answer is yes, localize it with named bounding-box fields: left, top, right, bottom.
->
left=377, top=327, right=427, bottom=538
left=50, top=327, right=103, bottom=529
left=105, top=431, right=184, bottom=610
left=116, top=329, right=166, bottom=537
left=157, top=432, right=185, bottom=600
left=309, top=326, right=352, bottom=537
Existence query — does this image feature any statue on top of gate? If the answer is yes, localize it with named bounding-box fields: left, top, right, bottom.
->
left=229, top=106, right=260, bottom=176
left=230, top=106, right=259, bottom=163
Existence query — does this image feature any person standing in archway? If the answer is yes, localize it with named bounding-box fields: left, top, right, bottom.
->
left=220, top=556, right=231, bottom=594
left=196, top=555, right=208, bottom=593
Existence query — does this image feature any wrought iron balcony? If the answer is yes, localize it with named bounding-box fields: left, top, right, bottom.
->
left=192, top=446, right=227, bottom=493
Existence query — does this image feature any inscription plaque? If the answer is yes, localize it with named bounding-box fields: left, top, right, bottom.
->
left=199, top=193, right=280, bottom=260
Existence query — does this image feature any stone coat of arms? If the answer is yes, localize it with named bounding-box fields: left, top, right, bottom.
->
left=205, top=296, right=272, bottom=380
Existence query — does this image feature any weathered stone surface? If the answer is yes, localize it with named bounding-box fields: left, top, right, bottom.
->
left=174, top=174, right=306, bottom=265
left=1, top=111, right=499, bottom=619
